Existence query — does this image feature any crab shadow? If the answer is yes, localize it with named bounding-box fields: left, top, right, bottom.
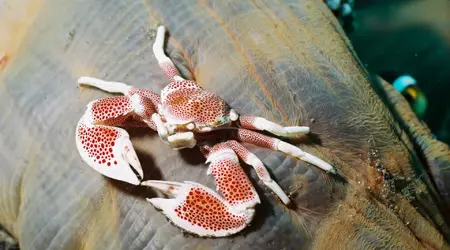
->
left=179, top=147, right=205, bottom=166
left=287, top=132, right=323, bottom=146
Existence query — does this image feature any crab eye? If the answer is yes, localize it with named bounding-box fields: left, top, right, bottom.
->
left=215, top=115, right=230, bottom=125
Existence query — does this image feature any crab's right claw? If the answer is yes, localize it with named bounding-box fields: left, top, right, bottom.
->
left=76, top=119, right=143, bottom=185
left=141, top=180, right=255, bottom=237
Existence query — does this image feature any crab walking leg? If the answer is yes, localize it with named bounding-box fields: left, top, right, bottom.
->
left=76, top=95, right=158, bottom=185
left=235, top=129, right=337, bottom=174
left=78, top=76, right=132, bottom=94
left=78, top=77, right=161, bottom=105
left=152, top=26, right=183, bottom=81
left=238, top=115, right=310, bottom=137
left=207, top=141, right=291, bottom=205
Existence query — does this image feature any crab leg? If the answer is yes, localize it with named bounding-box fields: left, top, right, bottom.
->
left=78, top=76, right=165, bottom=126
left=78, top=76, right=132, bottom=94
left=76, top=94, right=158, bottom=185
left=142, top=143, right=260, bottom=237
left=153, top=26, right=183, bottom=81
left=234, top=129, right=337, bottom=174
left=238, top=115, right=310, bottom=137
left=77, top=77, right=161, bottom=106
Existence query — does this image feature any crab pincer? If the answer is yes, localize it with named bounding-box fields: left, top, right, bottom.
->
left=76, top=98, right=144, bottom=184
left=76, top=76, right=161, bottom=185
left=142, top=142, right=261, bottom=237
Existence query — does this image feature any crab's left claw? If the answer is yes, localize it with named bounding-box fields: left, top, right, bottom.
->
left=75, top=96, right=148, bottom=185
left=142, top=180, right=255, bottom=237
left=76, top=120, right=143, bottom=185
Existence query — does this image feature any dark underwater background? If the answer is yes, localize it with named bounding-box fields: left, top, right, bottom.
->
left=349, top=0, right=450, bottom=145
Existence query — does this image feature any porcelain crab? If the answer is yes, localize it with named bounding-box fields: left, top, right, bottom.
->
left=75, top=26, right=335, bottom=237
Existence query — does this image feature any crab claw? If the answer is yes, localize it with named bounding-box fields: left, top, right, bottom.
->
left=142, top=180, right=255, bottom=237
left=76, top=118, right=143, bottom=185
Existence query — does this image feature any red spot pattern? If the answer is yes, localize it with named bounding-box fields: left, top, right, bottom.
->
left=238, top=115, right=258, bottom=130
left=209, top=158, right=257, bottom=207
left=161, top=61, right=181, bottom=81
left=236, top=129, right=277, bottom=149
left=128, top=88, right=161, bottom=106
left=92, top=93, right=158, bottom=130
left=158, top=61, right=231, bottom=127
left=163, top=87, right=229, bottom=126
left=77, top=122, right=120, bottom=167
left=255, top=166, right=269, bottom=179
left=174, top=187, right=247, bottom=231
left=165, top=80, right=199, bottom=91
left=76, top=97, right=137, bottom=167
left=134, top=94, right=158, bottom=120
left=221, top=140, right=270, bottom=180
left=90, top=96, right=132, bottom=125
